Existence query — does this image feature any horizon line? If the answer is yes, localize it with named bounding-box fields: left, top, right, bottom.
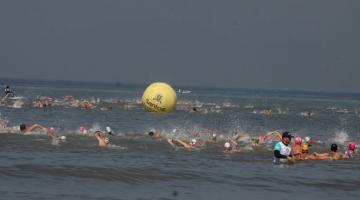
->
left=0, top=77, right=359, bottom=96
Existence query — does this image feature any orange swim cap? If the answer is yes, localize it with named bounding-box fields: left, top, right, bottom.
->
left=302, top=144, right=309, bottom=152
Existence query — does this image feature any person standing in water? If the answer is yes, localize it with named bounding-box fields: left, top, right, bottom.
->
left=273, top=131, right=294, bottom=164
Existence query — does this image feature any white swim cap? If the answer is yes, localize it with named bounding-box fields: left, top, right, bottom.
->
left=106, top=126, right=112, bottom=133
left=60, top=136, right=66, bottom=140
left=305, top=136, right=311, bottom=142
left=191, top=138, right=197, bottom=145
left=212, top=133, right=217, bottom=138
left=14, top=125, right=21, bottom=132
left=224, top=142, right=231, bottom=148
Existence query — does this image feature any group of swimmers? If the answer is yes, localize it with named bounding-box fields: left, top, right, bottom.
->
left=0, top=117, right=358, bottom=164
left=147, top=128, right=358, bottom=163
left=0, top=120, right=111, bottom=146
left=1, top=85, right=358, bottom=164
left=273, top=131, right=357, bottom=164
left=1, top=85, right=327, bottom=117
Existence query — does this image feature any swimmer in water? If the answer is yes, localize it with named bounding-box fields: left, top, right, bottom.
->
left=201, top=128, right=217, bottom=143
left=94, top=131, right=110, bottom=147
left=303, top=136, right=316, bottom=148
left=314, top=144, right=349, bottom=160
left=47, top=127, right=66, bottom=145
left=105, top=126, right=113, bottom=135
left=296, top=144, right=319, bottom=160
left=19, top=123, right=47, bottom=134
left=207, top=133, right=217, bottom=143
left=298, top=144, right=312, bottom=160
left=292, top=136, right=303, bottom=160
left=79, top=126, right=88, bottom=134
left=345, top=142, right=356, bottom=158
left=148, top=129, right=161, bottom=139
left=167, top=138, right=200, bottom=149
left=223, top=142, right=232, bottom=154
left=250, top=136, right=260, bottom=147
left=248, top=131, right=281, bottom=147
left=3, top=85, right=14, bottom=98
left=0, top=120, right=16, bottom=133
left=188, top=107, right=198, bottom=113
left=263, top=130, right=282, bottom=142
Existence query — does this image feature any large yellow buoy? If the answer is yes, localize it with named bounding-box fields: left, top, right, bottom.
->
left=142, top=82, right=177, bottom=112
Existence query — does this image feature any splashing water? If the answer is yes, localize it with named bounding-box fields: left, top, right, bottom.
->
left=332, top=131, right=349, bottom=145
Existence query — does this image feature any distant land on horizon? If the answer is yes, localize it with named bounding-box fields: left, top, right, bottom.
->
left=1, top=77, right=359, bottom=96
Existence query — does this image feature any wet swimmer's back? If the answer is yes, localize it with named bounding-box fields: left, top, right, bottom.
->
left=314, top=144, right=349, bottom=160
left=330, top=144, right=349, bottom=160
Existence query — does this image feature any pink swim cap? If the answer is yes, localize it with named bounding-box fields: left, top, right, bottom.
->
left=295, top=136, right=302, bottom=145
left=79, top=126, right=85, bottom=132
left=49, top=127, right=56, bottom=133
left=348, top=142, right=356, bottom=151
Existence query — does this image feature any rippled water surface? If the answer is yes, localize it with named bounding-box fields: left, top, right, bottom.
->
left=1, top=80, right=360, bottom=200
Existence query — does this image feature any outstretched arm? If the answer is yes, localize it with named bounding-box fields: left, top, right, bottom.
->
left=264, top=131, right=282, bottom=141
left=173, top=139, right=192, bottom=149
left=27, top=124, right=46, bottom=132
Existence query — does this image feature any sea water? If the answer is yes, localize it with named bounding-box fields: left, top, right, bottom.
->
left=1, top=79, right=360, bottom=200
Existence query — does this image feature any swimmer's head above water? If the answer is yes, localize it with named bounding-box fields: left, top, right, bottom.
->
left=19, top=124, right=26, bottom=132
left=251, top=136, right=259, bottom=144
left=295, top=136, right=302, bottom=145
left=79, top=126, right=87, bottom=134
left=302, top=144, right=309, bottom=153
left=48, top=127, right=56, bottom=134
left=105, top=126, right=112, bottom=135
left=191, top=138, right=200, bottom=146
left=348, top=142, right=356, bottom=151
left=212, top=133, right=217, bottom=139
left=281, top=131, right=293, bottom=145
left=331, top=143, right=338, bottom=152
left=224, top=142, right=232, bottom=152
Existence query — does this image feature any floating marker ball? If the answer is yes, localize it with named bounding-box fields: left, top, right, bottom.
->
left=142, top=82, right=177, bottom=112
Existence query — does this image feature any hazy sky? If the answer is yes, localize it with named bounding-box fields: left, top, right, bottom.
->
left=0, top=0, right=359, bottom=92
